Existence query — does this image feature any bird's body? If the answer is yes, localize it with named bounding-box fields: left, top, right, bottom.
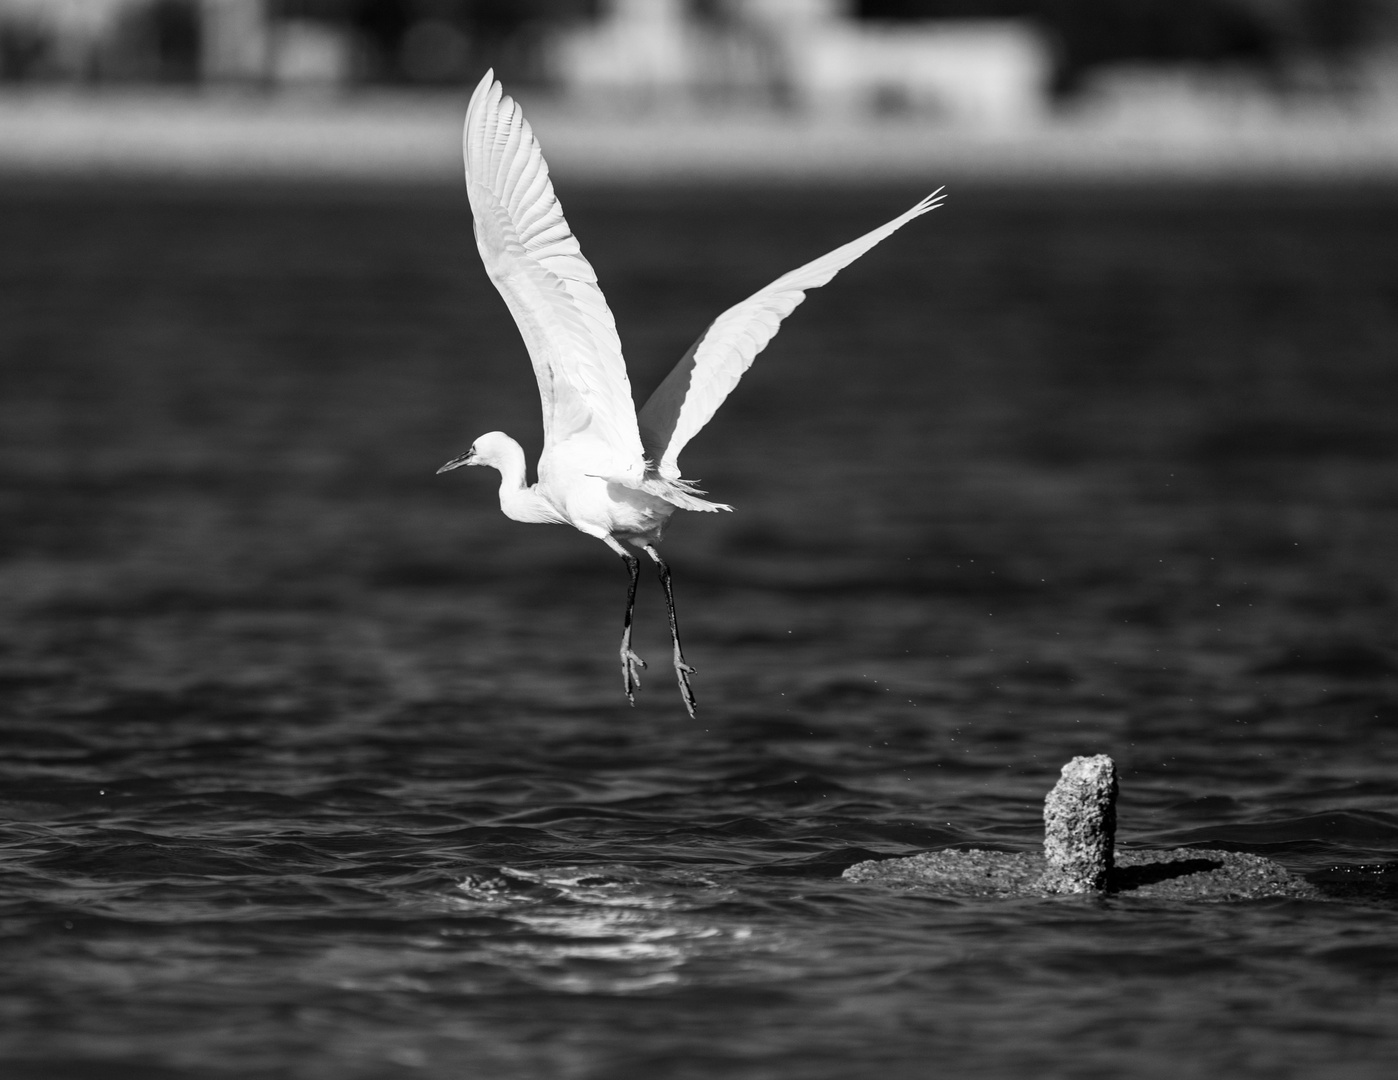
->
left=471, top=429, right=675, bottom=541
left=439, top=71, right=943, bottom=716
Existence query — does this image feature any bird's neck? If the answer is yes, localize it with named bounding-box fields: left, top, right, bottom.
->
left=491, top=438, right=563, bottom=525
left=499, top=481, right=560, bottom=525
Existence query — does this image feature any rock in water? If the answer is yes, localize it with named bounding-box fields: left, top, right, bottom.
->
left=1039, top=754, right=1117, bottom=894
left=842, top=754, right=1323, bottom=902
left=842, top=849, right=1044, bottom=898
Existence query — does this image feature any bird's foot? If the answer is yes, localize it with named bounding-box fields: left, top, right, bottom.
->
left=673, top=657, right=697, bottom=718
left=621, top=649, right=647, bottom=705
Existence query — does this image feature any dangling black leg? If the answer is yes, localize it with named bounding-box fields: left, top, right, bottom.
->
left=643, top=544, right=697, bottom=718
left=616, top=549, right=646, bottom=705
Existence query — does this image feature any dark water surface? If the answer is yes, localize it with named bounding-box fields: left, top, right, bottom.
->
left=2, top=180, right=1397, bottom=1078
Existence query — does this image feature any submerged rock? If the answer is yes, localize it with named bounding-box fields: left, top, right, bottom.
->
left=843, top=846, right=1319, bottom=901
left=843, top=755, right=1322, bottom=902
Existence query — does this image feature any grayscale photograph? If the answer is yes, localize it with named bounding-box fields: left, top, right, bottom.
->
left=1, top=2, right=1396, bottom=1078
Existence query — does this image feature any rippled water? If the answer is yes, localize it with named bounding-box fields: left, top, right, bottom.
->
left=2, top=181, right=1397, bottom=1078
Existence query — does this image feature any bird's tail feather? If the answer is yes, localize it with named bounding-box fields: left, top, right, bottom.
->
left=636, top=476, right=733, bottom=513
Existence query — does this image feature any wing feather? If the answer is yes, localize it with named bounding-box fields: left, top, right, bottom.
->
left=637, top=191, right=945, bottom=479
left=464, top=70, right=644, bottom=477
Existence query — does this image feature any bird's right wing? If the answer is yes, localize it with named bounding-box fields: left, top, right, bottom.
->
left=637, top=191, right=944, bottom=479
left=464, top=71, right=645, bottom=479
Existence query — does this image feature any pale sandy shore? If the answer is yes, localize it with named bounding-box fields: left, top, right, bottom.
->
left=3, top=88, right=1398, bottom=184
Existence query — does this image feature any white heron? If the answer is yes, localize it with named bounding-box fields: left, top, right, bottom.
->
left=438, top=70, right=943, bottom=717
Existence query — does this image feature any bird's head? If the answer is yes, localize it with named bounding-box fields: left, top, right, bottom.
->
left=436, top=431, right=515, bottom=474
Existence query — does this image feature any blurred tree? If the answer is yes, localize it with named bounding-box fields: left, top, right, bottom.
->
left=148, top=0, right=202, bottom=79
left=857, top=0, right=1396, bottom=97
left=0, top=19, right=49, bottom=81
left=103, top=0, right=203, bottom=82
left=857, top=0, right=1033, bottom=14
left=272, top=0, right=597, bottom=84
left=1040, top=0, right=1275, bottom=95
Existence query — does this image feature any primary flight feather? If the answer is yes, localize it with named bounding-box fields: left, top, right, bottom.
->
left=439, top=70, right=944, bottom=716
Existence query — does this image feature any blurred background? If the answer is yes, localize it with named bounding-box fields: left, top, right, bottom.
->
left=3, top=4, right=1398, bottom=1078
left=2, top=0, right=1398, bottom=178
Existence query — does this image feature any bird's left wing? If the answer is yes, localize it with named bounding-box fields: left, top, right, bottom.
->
left=464, top=70, right=645, bottom=477
left=637, top=191, right=944, bottom=480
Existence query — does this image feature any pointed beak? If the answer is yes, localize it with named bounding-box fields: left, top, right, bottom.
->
left=436, top=450, right=475, bottom=474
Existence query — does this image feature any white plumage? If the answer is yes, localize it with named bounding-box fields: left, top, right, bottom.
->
left=439, top=70, right=944, bottom=716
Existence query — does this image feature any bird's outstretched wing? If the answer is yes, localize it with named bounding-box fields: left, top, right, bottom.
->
left=464, top=70, right=645, bottom=479
left=637, top=191, right=944, bottom=480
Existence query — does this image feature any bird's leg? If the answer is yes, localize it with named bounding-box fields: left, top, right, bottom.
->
left=616, top=550, right=646, bottom=705
left=643, top=544, right=697, bottom=718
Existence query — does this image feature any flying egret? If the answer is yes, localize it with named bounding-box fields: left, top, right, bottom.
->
left=438, top=70, right=944, bottom=717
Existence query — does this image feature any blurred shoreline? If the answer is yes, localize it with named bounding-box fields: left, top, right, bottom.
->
left=5, top=88, right=1398, bottom=185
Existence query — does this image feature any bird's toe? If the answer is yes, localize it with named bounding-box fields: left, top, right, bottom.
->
left=672, top=663, right=698, bottom=718
left=621, top=649, right=647, bottom=703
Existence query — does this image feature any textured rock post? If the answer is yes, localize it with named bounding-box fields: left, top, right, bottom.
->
left=1039, top=754, right=1118, bottom=894
left=844, top=750, right=1321, bottom=900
